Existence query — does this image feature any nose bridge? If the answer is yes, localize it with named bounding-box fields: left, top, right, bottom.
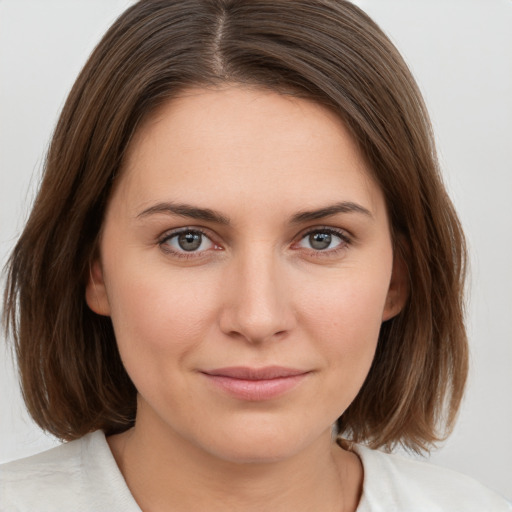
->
left=220, top=242, right=294, bottom=343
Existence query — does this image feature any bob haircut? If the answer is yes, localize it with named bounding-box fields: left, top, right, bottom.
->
left=3, top=0, right=467, bottom=452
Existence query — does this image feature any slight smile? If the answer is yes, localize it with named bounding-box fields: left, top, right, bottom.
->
left=200, top=366, right=311, bottom=401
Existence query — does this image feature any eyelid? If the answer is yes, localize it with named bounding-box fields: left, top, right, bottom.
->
left=156, top=224, right=352, bottom=260
left=291, top=225, right=352, bottom=254
left=296, top=225, right=352, bottom=242
left=158, top=226, right=222, bottom=257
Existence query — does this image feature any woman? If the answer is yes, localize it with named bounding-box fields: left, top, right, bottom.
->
left=1, top=0, right=510, bottom=510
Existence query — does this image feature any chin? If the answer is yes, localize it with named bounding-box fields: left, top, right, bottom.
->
left=195, top=418, right=330, bottom=465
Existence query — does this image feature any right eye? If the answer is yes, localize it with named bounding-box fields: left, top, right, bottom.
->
left=160, top=229, right=217, bottom=256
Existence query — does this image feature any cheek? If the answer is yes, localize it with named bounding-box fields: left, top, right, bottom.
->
left=105, top=262, right=220, bottom=362
left=104, top=264, right=225, bottom=415
left=299, top=265, right=390, bottom=339
left=296, top=267, right=390, bottom=388
left=315, top=301, right=383, bottom=417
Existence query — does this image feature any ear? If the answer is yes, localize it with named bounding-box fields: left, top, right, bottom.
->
left=85, top=259, right=111, bottom=316
left=382, top=250, right=409, bottom=322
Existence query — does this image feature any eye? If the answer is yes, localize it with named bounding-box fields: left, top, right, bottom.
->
left=297, top=228, right=349, bottom=252
left=160, top=229, right=216, bottom=254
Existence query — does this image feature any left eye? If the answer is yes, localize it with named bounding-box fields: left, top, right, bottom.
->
left=162, top=230, right=215, bottom=253
left=297, top=230, right=346, bottom=251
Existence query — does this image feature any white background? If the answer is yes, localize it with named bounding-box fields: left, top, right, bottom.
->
left=1, top=0, right=511, bottom=500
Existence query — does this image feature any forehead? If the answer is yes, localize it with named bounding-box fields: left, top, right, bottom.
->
left=115, top=86, right=384, bottom=219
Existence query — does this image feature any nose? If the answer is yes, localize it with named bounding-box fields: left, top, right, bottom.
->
left=218, top=246, right=296, bottom=344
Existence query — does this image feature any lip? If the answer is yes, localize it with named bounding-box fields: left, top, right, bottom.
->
left=201, top=366, right=310, bottom=401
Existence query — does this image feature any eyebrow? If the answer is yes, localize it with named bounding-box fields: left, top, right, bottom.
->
left=137, top=202, right=231, bottom=225
left=290, top=201, right=373, bottom=223
left=136, top=200, right=372, bottom=225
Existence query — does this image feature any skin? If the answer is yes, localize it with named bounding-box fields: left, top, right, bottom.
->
left=86, top=86, right=407, bottom=512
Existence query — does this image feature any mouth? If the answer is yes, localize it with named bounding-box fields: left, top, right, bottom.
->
left=200, top=366, right=310, bottom=401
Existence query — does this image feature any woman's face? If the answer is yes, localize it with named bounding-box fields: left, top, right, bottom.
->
left=87, top=86, right=405, bottom=463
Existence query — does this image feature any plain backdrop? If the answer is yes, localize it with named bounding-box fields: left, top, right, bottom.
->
left=1, top=0, right=511, bottom=500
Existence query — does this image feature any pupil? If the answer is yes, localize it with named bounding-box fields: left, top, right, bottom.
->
left=178, top=232, right=202, bottom=251
left=310, top=232, right=331, bottom=250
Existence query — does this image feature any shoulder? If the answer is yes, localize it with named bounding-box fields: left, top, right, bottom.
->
left=0, top=430, right=140, bottom=512
left=1, top=434, right=85, bottom=510
left=353, top=444, right=512, bottom=512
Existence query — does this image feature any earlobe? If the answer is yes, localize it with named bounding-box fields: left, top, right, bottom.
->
left=85, top=260, right=111, bottom=316
left=382, top=251, right=409, bottom=322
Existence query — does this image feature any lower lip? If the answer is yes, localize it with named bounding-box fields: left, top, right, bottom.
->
left=202, top=374, right=308, bottom=401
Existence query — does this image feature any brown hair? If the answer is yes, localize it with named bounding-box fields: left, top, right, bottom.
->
left=3, top=0, right=467, bottom=452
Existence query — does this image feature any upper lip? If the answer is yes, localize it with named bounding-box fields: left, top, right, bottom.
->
left=202, top=366, right=309, bottom=380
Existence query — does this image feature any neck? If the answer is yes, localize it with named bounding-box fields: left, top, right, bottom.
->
left=107, top=413, right=362, bottom=512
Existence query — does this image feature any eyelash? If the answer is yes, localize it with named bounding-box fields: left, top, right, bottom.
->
left=157, top=226, right=352, bottom=259
left=158, top=227, right=220, bottom=260
left=295, top=226, right=351, bottom=257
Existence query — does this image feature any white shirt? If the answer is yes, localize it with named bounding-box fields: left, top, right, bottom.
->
left=1, top=430, right=510, bottom=511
